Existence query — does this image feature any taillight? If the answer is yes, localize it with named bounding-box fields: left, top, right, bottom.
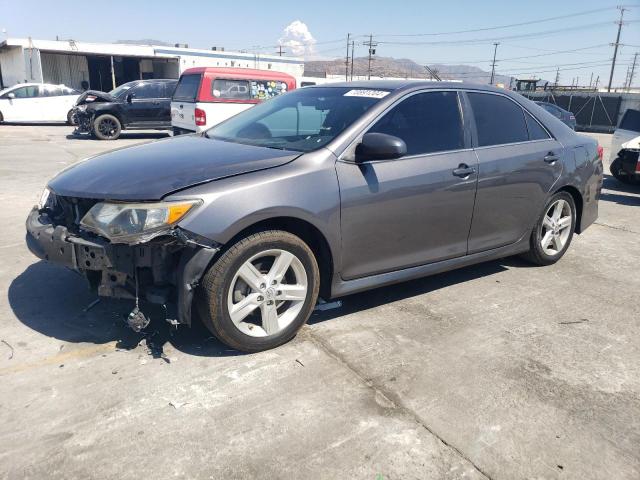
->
left=597, top=145, right=603, bottom=161
left=194, top=108, right=206, bottom=126
left=635, top=159, right=640, bottom=174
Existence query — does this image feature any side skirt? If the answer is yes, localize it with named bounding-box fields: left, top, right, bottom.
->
left=330, top=236, right=530, bottom=298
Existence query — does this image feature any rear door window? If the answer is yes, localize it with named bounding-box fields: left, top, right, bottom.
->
left=524, top=112, right=551, bottom=141
left=173, top=74, right=201, bottom=102
left=619, top=109, right=640, bottom=133
left=368, top=91, right=465, bottom=155
left=468, top=92, right=529, bottom=146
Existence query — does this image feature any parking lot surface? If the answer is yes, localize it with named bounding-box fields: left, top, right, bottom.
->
left=0, top=125, right=638, bottom=480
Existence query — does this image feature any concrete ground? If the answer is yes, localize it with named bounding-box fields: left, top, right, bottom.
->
left=0, top=126, right=638, bottom=480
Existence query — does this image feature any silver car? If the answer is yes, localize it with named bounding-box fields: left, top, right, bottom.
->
left=26, top=81, right=603, bottom=352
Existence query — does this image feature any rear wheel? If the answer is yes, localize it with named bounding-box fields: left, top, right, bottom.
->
left=93, top=114, right=121, bottom=140
left=521, top=192, right=576, bottom=266
left=197, top=230, right=319, bottom=352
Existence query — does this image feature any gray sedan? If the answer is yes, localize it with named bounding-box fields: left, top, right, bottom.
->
left=26, top=81, right=603, bottom=352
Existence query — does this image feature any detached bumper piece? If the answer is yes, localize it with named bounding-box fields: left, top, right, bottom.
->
left=25, top=207, right=219, bottom=326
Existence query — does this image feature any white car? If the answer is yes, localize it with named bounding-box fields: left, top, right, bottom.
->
left=0, top=83, right=80, bottom=124
left=610, top=108, right=640, bottom=162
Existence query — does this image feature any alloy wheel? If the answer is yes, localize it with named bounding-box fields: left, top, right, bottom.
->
left=98, top=118, right=118, bottom=138
left=540, top=199, right=572, bottom=256
left=227, top=249, right=308, bottom=337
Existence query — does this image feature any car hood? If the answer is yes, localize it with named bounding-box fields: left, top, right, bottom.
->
left=48, top=135, right=302, bottom=201
left=75, top=90, right=117, bottom=105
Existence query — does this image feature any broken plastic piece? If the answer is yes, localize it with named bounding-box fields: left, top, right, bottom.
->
left=127, top=307, right=150, bottom=332
left=314, top=299, right=343, bottom=311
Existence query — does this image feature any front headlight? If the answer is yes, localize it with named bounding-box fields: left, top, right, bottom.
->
left=76, top=104, right=88, bottom=112
left=38, top=187, right=51, bottom=209
left=80, top=200, right=201, bottom=241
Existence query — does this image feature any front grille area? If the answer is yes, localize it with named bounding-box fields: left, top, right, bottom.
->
left=46, top=193, right=99, bottom=234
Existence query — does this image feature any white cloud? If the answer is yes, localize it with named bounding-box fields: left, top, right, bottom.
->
left=279, top=20, right=316, bottom=57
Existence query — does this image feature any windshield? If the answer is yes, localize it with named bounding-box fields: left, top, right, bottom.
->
left=108, top=83, right=134, bottom=98
left=206, top=87, right=389, bottom=152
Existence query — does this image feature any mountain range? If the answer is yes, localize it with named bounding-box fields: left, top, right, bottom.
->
left=305, top=56, right=515, bottom=86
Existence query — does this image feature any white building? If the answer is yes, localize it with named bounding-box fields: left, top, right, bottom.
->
left=0, top=38, right=304, bottom=91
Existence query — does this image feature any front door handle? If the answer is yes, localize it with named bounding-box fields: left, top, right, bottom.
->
left=452, top=163, right=476, bottom=178
left=544, top=152, right=559, bottom=163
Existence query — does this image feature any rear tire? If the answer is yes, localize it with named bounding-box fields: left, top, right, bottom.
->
left=521, top=191, right=576, bottom=266
left=610, top=157, right=640, bottom=185
left=196, top=230, right=320, bottom=352
left=92, top=114, right=121, bottom=140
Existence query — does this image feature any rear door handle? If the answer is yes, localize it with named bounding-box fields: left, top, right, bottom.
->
left=544, top=152, right=559, bottom=163
left=452, top=163, right=476, bottom=178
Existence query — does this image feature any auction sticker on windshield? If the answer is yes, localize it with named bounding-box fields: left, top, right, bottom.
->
left=343, top=89, right=390, bottom=99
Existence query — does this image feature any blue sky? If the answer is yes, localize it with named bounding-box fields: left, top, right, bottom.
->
left=1, top=0, right=639, bottom=86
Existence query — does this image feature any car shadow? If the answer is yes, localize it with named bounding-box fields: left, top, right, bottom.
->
left=10, top=256, right=522, bottom=358
left=8, top=261, right=243, bottom=359
left=309, top=258, right=514, bottom=324
left=602, top=174, right=640, bottom=194
left=65, top=132, right=171, bottom=141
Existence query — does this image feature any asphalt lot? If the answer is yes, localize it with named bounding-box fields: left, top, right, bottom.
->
left=0, top=125, right=638, bottom=480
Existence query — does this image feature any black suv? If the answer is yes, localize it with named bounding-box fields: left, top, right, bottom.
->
left=72, top=79, right=178, bottom=140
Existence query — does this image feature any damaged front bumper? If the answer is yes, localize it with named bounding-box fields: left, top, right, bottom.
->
left=71, top=107, right=93, bottom=134
left=25, top=207, right=219, bottom=325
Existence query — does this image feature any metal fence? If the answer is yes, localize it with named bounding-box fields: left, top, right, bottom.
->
left=522, top=92, right=623, bottom=133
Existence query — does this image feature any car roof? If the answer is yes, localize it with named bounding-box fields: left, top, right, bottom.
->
left=308, top=80, right=517, bottom=94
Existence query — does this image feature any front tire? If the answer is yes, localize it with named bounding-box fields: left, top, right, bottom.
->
left=93, top=114, right=121, bottom=140
left=66, top=110, right=75, bottom=126
left=521, top=192, right=576, bottom=266
left=197, top=230, right=320, bottom=352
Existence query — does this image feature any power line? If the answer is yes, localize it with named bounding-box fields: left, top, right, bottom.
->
left=377, top=20, right=638, bottom=46
left=374, top=6, right=621, bottom=37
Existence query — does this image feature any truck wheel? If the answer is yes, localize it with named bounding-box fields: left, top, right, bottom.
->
left=93, top=114, right=121, bottom=140
left=521, top=191, right=576, bottom=266
left=197, top=230, right=320, bottom=352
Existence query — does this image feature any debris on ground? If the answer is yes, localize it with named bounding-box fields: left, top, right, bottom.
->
left=295, top=359, right=305, bottom=367
left=559, top=319, right=589, bottom=325
left=1, top=339, right=14, bottom=360
left=169, top=400, right=188, bottom=409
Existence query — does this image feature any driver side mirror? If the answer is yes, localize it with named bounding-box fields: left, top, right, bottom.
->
left=126, top=93, right=134, bottom=103
left=355, top=133, right=407, bottom=162
left=7, top=92, right=15, bottom=99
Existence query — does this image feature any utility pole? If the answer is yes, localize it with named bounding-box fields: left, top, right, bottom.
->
left=277, top=45, right=284, bottom=56
left=345, top=33, right=350, bottom=81
left=350, top=41, right=355, bottom=81
left=489, top=42, right=499, bottom=85
left=628, top=52, right=638, bottom=91
left=588, top=72, right=593, bottom=89
left=623, top=65, right=631, bottom=90
left=554, top=67, right=560, bottom=87
left=607, top=6, right=625, bottom=92
left=364, top=34, right=377, bottom=80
